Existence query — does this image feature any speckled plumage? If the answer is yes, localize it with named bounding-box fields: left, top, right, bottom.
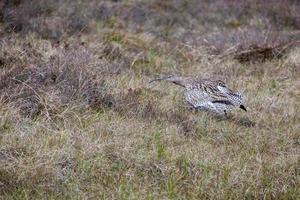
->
left=150, top=75, right=247, bottom=115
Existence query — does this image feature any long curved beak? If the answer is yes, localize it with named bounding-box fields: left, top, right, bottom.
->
left=149, top=78, right=163, bottom=84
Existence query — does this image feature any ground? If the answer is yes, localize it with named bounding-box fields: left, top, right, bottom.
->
left=0, top=0, right=299, bottom=199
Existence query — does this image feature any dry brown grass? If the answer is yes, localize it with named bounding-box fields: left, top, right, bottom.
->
left=0, top=0, right=299, bottom=199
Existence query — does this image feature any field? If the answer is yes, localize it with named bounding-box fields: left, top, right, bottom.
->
left=0, top=0, right=299, bottom=199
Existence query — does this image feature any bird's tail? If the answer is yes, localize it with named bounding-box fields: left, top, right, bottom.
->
left=149, top=75, right=187, bottom=88
left=229, top=92, right=247, bottom=112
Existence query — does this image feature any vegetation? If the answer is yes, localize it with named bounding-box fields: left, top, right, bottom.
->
left=0, top=0, right=299, bottom=199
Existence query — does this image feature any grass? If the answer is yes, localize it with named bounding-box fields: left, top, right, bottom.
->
left=0, top=0, right=300, bottom=199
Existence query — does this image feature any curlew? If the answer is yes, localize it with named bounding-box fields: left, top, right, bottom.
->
left=150, top=75, right=247, bottom=115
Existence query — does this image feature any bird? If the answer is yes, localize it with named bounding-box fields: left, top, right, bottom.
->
left=149, top=75, right=247, bottom=115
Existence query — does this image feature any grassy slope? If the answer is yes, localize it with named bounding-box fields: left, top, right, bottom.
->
left=0, top=0, right=299, bottom=199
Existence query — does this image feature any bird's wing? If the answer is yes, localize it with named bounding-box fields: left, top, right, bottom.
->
left=217, top=85, right=243, bottom=105
left=217, top=85, right=231, bottom=94
left=200, top=84, right=231, bottom=102
left=184, top=88, right=230, bottom=113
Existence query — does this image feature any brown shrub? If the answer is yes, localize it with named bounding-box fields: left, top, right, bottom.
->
left=0, top=42, right=116, bottom=118
left=233, top=42, right=299, bottom=63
